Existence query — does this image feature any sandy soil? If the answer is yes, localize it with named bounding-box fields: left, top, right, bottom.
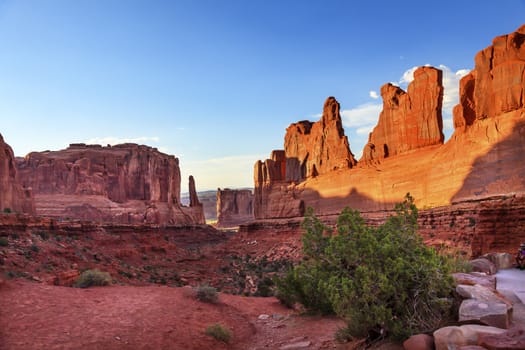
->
left=0, top=279, right=349, bottom=350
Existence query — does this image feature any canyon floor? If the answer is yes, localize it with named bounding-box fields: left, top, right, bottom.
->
left=0, top=221, right=400, bottom=350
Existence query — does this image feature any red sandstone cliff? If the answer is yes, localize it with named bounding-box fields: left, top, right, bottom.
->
left=361, top=66, right=444, bottom=165
left=16, top=143, right=204, bottom=225
left=216, top=188, right=254, bottom=227
left=253, top=24, right=525, bottom=230
left=285, top=97, right=357, bottom=182
left=0, top=134, right=34, bottom=214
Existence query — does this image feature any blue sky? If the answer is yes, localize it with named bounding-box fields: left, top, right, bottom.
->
left=0, top=1, right=523, bottom=192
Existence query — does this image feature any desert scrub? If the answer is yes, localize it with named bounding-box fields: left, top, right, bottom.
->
left=0, top=237, right=8, bottom=247
left=276, top=194, right=454, bottom=341
left=195, top=285, right=219, bottom=303
left=205, top=323, right=231, bottom=343
left=74, top=269, right=112, bottom=288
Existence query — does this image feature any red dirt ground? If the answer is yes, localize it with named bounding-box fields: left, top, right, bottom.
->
left=0, top=279, right=350, bottom=350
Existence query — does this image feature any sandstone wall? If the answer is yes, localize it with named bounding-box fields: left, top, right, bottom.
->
left=16, top=143, right=204, bottom=225
left=361, top=66, right=444, bottom=165
left=251, top=25, right=525, bottom=253
left=216, top=188, right=254, bottom=227
left=0, top=134, right=34, bottom=214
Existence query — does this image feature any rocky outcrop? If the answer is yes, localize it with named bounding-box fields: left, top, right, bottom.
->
left=250, top=25, right=525, bottom=257
left=216, top=188, right=254, bottom=227
left=285, top=97, right=357, bottom=182
left=0, top=134, right=34, bottom=214
left=454, top=24, right=525, bottom=130
left=16, top=143, right=204, bottom=225
left=361, top=66, right=444, bottom=165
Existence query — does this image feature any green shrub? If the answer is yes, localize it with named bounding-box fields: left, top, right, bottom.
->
left=276, top=194, right=454, bottom=341
left=0, top=237, right=8, bottom=247
left=205, top=323, right=231, bottom=343
left=195, top=285, right=219, bottom=303
left=3, top=208, right=11, bottom=214
left=74, top=269, right=112, bottom=288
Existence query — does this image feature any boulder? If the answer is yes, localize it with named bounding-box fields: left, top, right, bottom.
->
left=456, top=284, right=512, bottom=310
left=403, top=333, right=434, bottom=350
left=458, top=299, right=509, bottom=329
left=453, top=273, right=496, bottom=290
left=470, top=258, right=497, bottom=275
left=361, top=66, right=444, bottom=165
left=433, top=325, right=506, bottom=350
left=478, top=326, right=525, bottom=349
left=482, top=253, right=514, bottom=270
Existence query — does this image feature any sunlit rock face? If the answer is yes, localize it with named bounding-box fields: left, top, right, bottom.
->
left=251, top=25, right=525, bottom=256
left=16, top=143, right=204, bottom=224
left=361, top=66, right=444, bottom=166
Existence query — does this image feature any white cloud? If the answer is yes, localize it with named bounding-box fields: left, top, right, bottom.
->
left=443, top=117, right=454, bottom=131
left=340, top=103, right=382, bottom=129
left=369, top=90, right=379, bottom=99
left=439, top=64, right=470, bottom=116
left=398, top=64, right=470, bottom=116
left=84, top=136, right=160, bottom=146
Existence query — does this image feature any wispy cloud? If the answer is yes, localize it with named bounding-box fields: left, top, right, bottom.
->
left=369, top=90, right=379, bottom=99
left=340, top=103, right=382, bottom=129
left=84, top=136, right=160, bottom=146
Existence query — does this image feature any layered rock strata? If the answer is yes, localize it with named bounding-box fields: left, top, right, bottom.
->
left=0, top=134, right=34, bottom=214
left=216, top=188, right=254, bottom=227
left=252, top=25, right=525, bottom=256
left=361, top=66, right=444, bottom=165
left=16, top=143, right=204, bottom=225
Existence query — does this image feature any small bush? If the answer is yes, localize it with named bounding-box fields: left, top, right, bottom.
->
left=205, top=323, right=231, bottom=343
left=30, top=244, right=39, bottom=252
left=3, top=208, right=11, bottom=214
left=276, top=194, right=454, bottom=341
left=35, top=231, right=50, bottom=240
left=74, top=269, right=112, bottom=288
left=195, top=285, right=219, bottom=303
left=0, top=237, right=8, bottom=247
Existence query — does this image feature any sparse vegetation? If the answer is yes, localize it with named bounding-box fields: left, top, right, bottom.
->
left=0, top=237, right=8, bottom=247
left=3, top=208, right=11, bottom=214
left=195, top=285, right=219, bottom=303
left=276, top=194, right=454, bottom=341
left=205, top=323, right=231, bottom=343
left=74, top=269, right=112, bottom=288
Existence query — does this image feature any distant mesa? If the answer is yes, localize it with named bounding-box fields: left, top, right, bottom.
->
left=216, top=188, right=254, bottom=227
left=8, top=142, right=205, bottom=225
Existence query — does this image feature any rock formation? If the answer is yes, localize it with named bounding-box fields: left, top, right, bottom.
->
left=16, top=143, right=204, bottom=225
left=250, top=24, right=525, bottom=256
left=454, top=24, right=525, bottom=130
left=0, top=134, right=34, bottom=214
left=361, top=66, right=444, bottom=165
left=285, top=97, right=357, bottom=182
left=216, top=188, right=254, bottom=227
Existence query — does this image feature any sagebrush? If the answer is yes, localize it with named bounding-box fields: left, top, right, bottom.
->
left=195, top=285, right=219, bottom=303
left=74, top=269, right=112, bottom=288
left=205, top=323, right=231, bottom=343
left=276, top=194, right=454, bottom=341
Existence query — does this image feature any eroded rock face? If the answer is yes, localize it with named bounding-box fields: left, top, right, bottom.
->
left=361, top=66, right=444, bottom=165
left=16, top=143, right=204, bottom=225
left=216, top=188, right=254, bottom=227
left=454, top=24, right=525, bottom=129
left=285, top=97, right=357, bottom=182
left=0, top=134, right=34, bottom=214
